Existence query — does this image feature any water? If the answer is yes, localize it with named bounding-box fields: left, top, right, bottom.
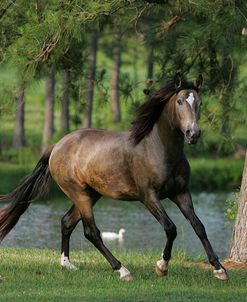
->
left=1, top=193, right=233, bottom=259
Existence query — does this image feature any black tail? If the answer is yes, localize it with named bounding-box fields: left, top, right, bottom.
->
left=0, top=146, right=54, bottom=241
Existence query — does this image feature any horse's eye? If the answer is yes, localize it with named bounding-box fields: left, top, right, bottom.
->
left=177, top=98, right=183, bottom=105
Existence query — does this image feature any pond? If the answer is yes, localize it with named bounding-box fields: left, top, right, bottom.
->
left=1, top=192, right=234, bottom=259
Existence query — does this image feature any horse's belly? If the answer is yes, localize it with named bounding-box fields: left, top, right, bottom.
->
left=84, top=167, right=139, bottom=201
left=87, top=177, right=138, bottom=201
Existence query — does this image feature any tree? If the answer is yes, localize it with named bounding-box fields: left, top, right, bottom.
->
left=43, top=73, right=55, bottom=149
left=82, top=31, right=98, bottom=128
left=60, top=69, right=70, bottom=135
left=13, top=80, right=26, bottom=148
left=230, top=153, right=247, bottom=262
left=147, top=47, right=154, bottom=80
left=110, top=31, right=122, bottom=122
left=229, top=28, right=247, bottom=262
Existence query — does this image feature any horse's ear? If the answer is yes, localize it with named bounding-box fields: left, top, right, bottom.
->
left=195, top=74, right=203, bottom=90
left=174, top=72, right=182, bottom=89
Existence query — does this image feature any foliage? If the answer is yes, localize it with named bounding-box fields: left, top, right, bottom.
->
left=225, top=193, right=239, bottom=222
left=0, top=0, right=247, bottom=157
left=189, top=158, right=244, bottom=191
left=0, top=248, right=246, bottom=302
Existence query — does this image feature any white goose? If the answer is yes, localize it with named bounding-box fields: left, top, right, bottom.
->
left=101, top=228, right=126, bottom=240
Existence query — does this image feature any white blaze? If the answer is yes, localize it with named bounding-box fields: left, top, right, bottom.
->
left=186, top=92, right=195, bottom=108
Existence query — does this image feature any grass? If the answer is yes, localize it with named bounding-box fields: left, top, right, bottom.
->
left=0, top=248, right=246, bottom=302
left=0, top=162, right=60, bottom=196
left=189, top=158, right=244, bottom=191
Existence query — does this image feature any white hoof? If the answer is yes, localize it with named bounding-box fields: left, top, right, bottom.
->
left=116, top=265, right=133, bottom=281
left=155, top=259, right=169, bottom=277
left=213, top=268, right=228, bottom=280
left=61, top=253, right=78, bottom=271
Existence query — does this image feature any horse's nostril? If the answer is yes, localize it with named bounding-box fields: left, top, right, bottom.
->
left=186, top=130, right=191, bottom=137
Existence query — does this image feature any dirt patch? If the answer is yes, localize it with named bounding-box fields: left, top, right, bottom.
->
left=188, top=259, right=247, bottom=270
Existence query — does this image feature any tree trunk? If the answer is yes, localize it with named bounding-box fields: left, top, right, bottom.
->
left=110, top=33, right=122, bottom=122
left=219, top=86, right=231, bottom=139
left=13, top=81, right=26, bottom=148
left=230, top=151, right=247, bottom=262
left=61, top=69, right=70, bottom=135
left=82, top=31, right=98, bottom=128
left=147, top=47, right=154, bottom=80
left=43, top=73, right=55, bottom=149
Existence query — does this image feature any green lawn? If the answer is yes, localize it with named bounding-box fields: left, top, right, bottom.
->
left=0, top=248, right=246, bottom=302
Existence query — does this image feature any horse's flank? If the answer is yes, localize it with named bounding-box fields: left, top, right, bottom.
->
left=50, top=129, right=139, bottom=201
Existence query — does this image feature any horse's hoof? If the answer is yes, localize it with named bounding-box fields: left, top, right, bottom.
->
left=120, top=274, right=134, bottom=281
left=61, top=264, right=78, bottom=271
left=213, top=268, right=229, bottom=280
left=155, top=265, right=168, bottom=277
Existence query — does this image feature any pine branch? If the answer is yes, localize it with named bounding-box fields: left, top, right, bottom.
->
left=0, top=0, right=16, bottom=20
left=162, top=15, right=182, bottom=32
left=144, top=0, right=166, bottom=3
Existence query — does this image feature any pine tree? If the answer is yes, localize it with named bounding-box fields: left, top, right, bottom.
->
left=13, top=80, right=26, bottom=148
left=229, top=27, right=247, bottom=262
left=61, top=69, right=70, bottom=135
left=110, top=30, right=122, bottom=122
left=230, top=153, right=247, bottom=262
left=43, top=73, right=55, bottom=149
left=83, top=31, right=98, bottom=128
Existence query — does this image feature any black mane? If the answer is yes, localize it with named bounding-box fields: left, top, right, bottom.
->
left=130, top=79, right=198, bottom=145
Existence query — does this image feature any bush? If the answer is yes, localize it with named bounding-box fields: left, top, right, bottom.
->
left=190, top=158, right=244, bottom=191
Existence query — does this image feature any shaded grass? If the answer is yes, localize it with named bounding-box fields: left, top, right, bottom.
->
left=189, top=158, right=244, bottom=191
left=0, top=163, right=60, bottom=196
left=0, top=248, right=246, bottom=302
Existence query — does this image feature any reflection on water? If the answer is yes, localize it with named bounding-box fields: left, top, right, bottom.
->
left=1, top=192, right=233, bottom=259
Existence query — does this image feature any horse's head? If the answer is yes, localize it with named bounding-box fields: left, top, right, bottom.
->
left=172, top=74, right=203, bottom=144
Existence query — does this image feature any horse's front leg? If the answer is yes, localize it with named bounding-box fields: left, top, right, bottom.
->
left=144, top=190, right=177, bottom=277
left=171, top=191, right=228, bottom=280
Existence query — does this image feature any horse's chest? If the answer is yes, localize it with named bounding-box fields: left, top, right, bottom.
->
left=158, top=163, right=190, bottom=198
left=160, top=174, right=186, bottom=197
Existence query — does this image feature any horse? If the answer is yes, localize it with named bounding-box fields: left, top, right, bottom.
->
left=0, top=73, right=228, bottom=281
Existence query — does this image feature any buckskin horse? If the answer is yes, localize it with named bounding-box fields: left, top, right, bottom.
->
left=0, top=73, right=228, bottom=281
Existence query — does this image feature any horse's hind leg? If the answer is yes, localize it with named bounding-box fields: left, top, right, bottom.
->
left=61, top=205, right=81, bottom=270
left=81, top=202, right=133, bottom=280
left=63, top=187, right=133, bottom=280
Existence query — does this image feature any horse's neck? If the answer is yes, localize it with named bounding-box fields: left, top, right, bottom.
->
left=147, top=110, right=185, bottom=161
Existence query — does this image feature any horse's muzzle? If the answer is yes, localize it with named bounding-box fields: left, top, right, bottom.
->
left=185, top=129, right=201, bottom=144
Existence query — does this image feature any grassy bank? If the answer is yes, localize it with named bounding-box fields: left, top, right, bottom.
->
left=189, top=158, right=244, bottom=191
left=0, top=158, right=244, bottom=195
left=0, top=248, right=246, bottom=302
